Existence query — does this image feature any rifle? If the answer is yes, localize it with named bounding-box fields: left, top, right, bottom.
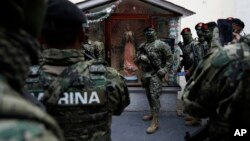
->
left=84, top=50, right=96, bottom=60
left=185, top=121, right=209, bottom=141
left=139, top=45, right=161, bottom=73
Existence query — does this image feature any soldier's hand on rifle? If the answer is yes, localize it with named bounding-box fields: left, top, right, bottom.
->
left=157, top=68, right=166, bottom=77
left=140, top=54, right=149, bottom=62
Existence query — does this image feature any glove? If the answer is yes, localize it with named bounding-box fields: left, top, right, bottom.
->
left=157, top=68, right=166, bottom=77
left=140, top=54, right=149, bottom=62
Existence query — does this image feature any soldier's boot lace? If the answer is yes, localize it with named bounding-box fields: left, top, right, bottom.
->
left=146, top=114, right=159, bottom=134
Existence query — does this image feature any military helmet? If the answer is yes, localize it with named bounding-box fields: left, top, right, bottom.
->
left=0, top=0, right=48, bottom=37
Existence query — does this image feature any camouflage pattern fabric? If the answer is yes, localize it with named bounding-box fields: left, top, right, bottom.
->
left=0, top=28, right=64, bottom=141
left=27, top=49, right=129, bottom=141
left=93, top=41, right=105, bottom=61
left=82, top=42, right=95, bottom=57
left=170, top=46, right=181, bottom=85
left=197, top=40, right=209, bottom=59
left=179, top=40, right=200, bottom=81
left=82, top=41, right=105, bottom=61
left=135, top=39, right=173, bottom=113
left=183, top=31, right=250, bottom=140
left=0, top=27, right=40, bottom=91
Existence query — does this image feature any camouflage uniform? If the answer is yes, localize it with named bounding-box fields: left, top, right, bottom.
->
left=0, top=28, right=64, bottom=141
left=197, top=40, right=209, bottom=59
left=179, top=40, right=200, bottom=81
left=26, top=49, right=129, bottom=141
left=170, top=45, right=181, bottom=85
left=135, top=26, right=172, bottom=133
left=93, top=40, right=105, bottom=61
left=82, top=40, right=105, bottom=61
left=82, top=41, right=96, bottom=60
left=0, top=0, right=64, bottom=140
left=195, top=23, right=210, bottom=59
left=183, top=28, right=250, bottom=140
left=136, top=39, right=172, bottom=113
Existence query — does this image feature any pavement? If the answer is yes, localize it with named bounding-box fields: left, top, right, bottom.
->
left=111, top=87, right=203, bottom=141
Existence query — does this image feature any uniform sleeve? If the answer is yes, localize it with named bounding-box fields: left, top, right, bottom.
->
left=106, top=67, right=130, bottom=115
left=161, top=42, right=173, bottom=73
left=187, top=42, right=200, bottom=75
left=134, top=44, right=144, bottom=65
left=0, top=121, right=61, bottom=141
left=172, top=47, right=181, bottom=72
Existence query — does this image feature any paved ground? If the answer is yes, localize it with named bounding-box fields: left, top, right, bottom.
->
left=111, top=87, right=203, bottom=141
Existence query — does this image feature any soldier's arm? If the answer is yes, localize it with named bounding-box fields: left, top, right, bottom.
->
left=134, top=43, right=144, bottom=65
left=161, top=42, right=173, bottom=73
left=187, top=43, right=200, bottom=75
left=172, top=47, right=181, bottom=72
left=106, top=67, right=130, bottom=115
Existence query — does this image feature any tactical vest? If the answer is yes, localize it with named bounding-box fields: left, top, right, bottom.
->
left=205, top=43, right=250, bottom=140
left=181, top=41, right=200, bottom=70
left=25, top=62, right=111, bottom=141
left=138, top=40, right=166, bottom=73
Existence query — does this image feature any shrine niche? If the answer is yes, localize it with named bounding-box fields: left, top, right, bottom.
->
left=78, top=0, right=194, bottom=86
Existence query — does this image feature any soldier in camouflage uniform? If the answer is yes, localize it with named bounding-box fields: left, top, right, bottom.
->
left=170, top=45, right=181, bottom=86
left=178, top=28, right=202, bottom=126
left=195, top=22, right=209, bottom=58
left=82, top=35, right=105, bottom=61
left=0, top=0, right=64, bottom=141
left=93, top=40, right=105, bottom=61
left=135, top=25, right=173, bottom=134
left=25, top=0, right=130, bottom=140
left=178, top=28, right=200, bottom=81
left=82, top=28, right=96, bottom=60
left=183, top=26, right=250, bottom=140
left=203, top=22, right=217, bottom=49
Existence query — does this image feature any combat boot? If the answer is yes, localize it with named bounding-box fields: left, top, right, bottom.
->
left=184, top=115, right=195, bottom=121
left=146, top=114, right=159, bottom=134
left=185, top=117, right=201, bottom=126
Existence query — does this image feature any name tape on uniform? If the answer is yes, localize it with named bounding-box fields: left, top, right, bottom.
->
left=30, top=91, right=105, bottom=106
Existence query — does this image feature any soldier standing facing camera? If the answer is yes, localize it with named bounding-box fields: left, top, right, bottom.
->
left=135, top=25, right=173, bottom=134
